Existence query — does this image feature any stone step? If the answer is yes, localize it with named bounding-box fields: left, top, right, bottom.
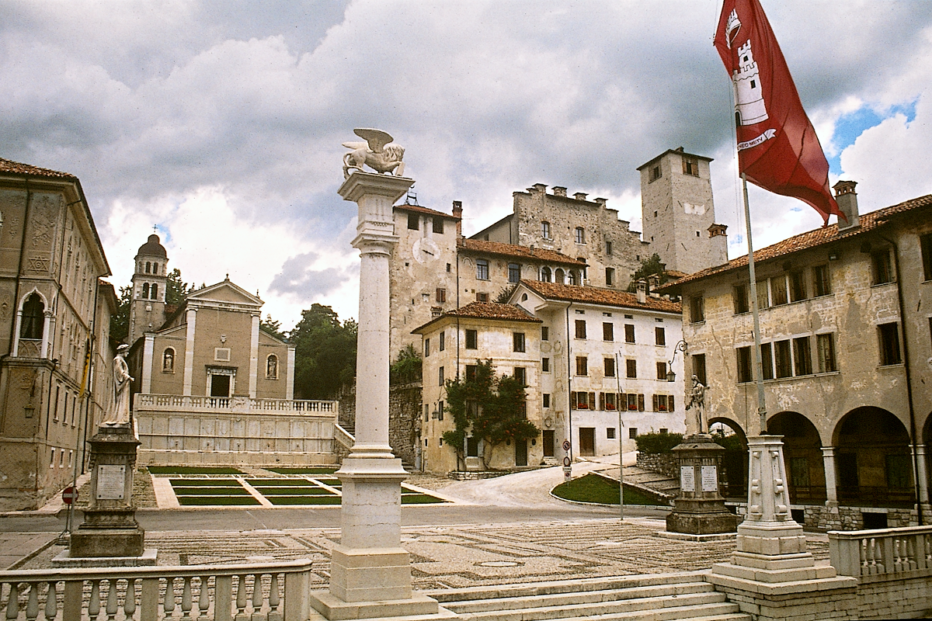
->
left=535, top=607, right=748, bottom=621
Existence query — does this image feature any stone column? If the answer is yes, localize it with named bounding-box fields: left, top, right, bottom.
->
left=141, top=334, right=154, bottom=394
left=310, top=171, right=442, bottom=620
left=913, top=444, right=930, bottom=505
left=182, top=307, right=196, bottom=396
left=249, top=313, right=260, bottom=398
left=821, top=446, right=839, bottom=509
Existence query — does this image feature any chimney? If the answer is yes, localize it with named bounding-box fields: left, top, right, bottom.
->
left=552, top=186, right=567, bottom=197
left=531, top=183, right=547, bottom=194
left=574, top=192, right=588, bottom=201
left=636, top=279, right=647, bottom=304
left=452, top=200, right=463, bottom=237
left=430, top=306, right=442, bottom=318
left=833, top=180, right=859, bottom=230
left=594, top=197, right=607, bottom=207
left=647, top=274, right=660, bottom=295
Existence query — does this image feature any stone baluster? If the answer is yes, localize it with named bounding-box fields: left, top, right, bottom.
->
left=198, top=577, right=210, bottom=620
left=25, top=582, right=38, bottom=621
left=234, top=576, right=248, bottom=621
left=6, top=583, right=21, bottom=621
left=267, top=574, right=281, bottom=621
left=162, top=578, right=176, bottom=619
left=250, top=575, right=264, bottom=621
left=180, top=577, right=193, bottom=621
left=123, top=579, right=136, bottom=620
left=88, top=580, right=101, bottom=621
left=105, top=580, right=118, bottom=621
left=43, top=582, right=57, bottom=621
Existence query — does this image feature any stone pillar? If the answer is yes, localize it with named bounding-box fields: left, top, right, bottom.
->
left=913, top=444, right=930, bottom=506
left=141, top=334, right=154, bottom=394
left=182, top=307, right=196, bottom=396
left=664, top=434, right=738, bottom=537
left=821, top=446, right=839, bottom=509
left=249, top=313, right=260, bottom=398
left=310, top=171, right=442, bottom=620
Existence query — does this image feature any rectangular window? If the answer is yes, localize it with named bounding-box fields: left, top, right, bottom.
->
left=466, top=365, right=477, bottom=381
left=439, top=366, right=444, bottom=385
left=626, top=359, right=637, bottom=379
left=407, top=213, right=419, bottom=230
left=655, top=326, right=666, bottom=346
left=576, top=356, right=588, bottom=376
left=606, top=241, right=613, bottom=255
left=789, top=270, right=807, bottom=302
left=922, top=233, right=932, bottom=281
left=603, top=322, right=614, bottom=341
left=543, top=393, right=551, bottom=408
left=542, top=221, right=551, bottom=239
left=604, top=393, right=617, bottom=410
left=656, top=361, right=667, bottom=380
left=812, top=264, right=831, bottom=297
left=760, top=343, right=774, bottom=380
left=771, top=276, right=788, bottom=306
left=624, top=324, right=635, bottom=343
left=775, top=340, right=792, bottom=378
left=424, top=403, right=429, bottom=422
left=432, top=217, right=443, bottom=234
left=879, top=322, right=902, bottom=365
left=627, top=393, right=639, bottom=411
left=607, top=427, right=616, bottom=439
left=476, top=292, right=488, bottom=302
left=605, top=267, right=615, bottom=286
left=508, top=263, right=521, bottom=283
left=575, top=320, right=587, bottom=339
left=816, top=333, right=836, bottom=373
left=653, top=394, right=673, bottom=412
left=629, top=427, right=638, bottom=439
left=733, top=283, right=749, bottom=314
left=424, top=338, right=430, bottom=357
left=757, top=280, right=770, bottom=310
left=575, top=227, right=585, bottom=244
left=541, top=326, right=549, bottom=341
left=572, top=391, right=592, bottom=409
left=872, top=250, right=894, bottom=285
left=690, top=296, right=704, bottom=323
left=513, top=332, right=526, bottom=352
left=476, top=259, right=489, bottom=280
left=465, top=329, right=478, bottom=349
left=683, top=156, right=699, bottom=176
left=439, top=332, right=445, bottom=351
left=436, top=288, right=446, bottom=303
left=692, top=353, right=707, bottom=385
left=793, top=336, right=812, bottom=376
left=542, top=357, right=550, bottom=372
left=514, top=367, right=526, bottom=385
left=736, top=346, right=752, bottom=383
left=604, top=357, right=615, bottom=378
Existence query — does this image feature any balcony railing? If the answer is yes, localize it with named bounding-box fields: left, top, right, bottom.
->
left=0, top=559, right=312, bottom=621
left=830, top=525, right=932, bottom=579
left=134, top=395, right=337, bottom=416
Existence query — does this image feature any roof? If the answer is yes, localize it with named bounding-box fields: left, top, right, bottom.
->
left=0, top=157, right=77, bottom=180
left=637, top=147, right=713, bottom=171
left=458, top=238, right=586, bottom=266
left=658, top=193, right=932, bottom=292
left=394, top=203, right=460, bottom=219
left=412, top=301, right=542, bottom=334
left=520, top=280, right=682, bottom=313
left=136, top=234, right=167, bottom=259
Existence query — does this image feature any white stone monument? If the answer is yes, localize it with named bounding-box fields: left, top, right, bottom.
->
left=310, top=131, right=449, bottom=620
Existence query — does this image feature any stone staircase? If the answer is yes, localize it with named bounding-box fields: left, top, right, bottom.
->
left=427, top=572, right=749, bottom=620
left=623, top=465, right=680, bottom=497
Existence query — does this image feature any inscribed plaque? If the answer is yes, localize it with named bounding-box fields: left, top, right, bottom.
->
left=701, top=465, right=718, bottom=492
left=680, top=466, right=695, bottom=492
left=96, top=465, right=126, bottom=500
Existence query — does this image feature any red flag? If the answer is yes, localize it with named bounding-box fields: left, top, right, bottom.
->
left=714, top=0, right=843, bottom=226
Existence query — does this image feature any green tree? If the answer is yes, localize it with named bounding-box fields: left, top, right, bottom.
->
left=442, top=360, right=539, bottom=469
left=289, top=304, right=357, bottom=399
left=109, top=285, right=132, bottom=344
left=165, top=268, right=194, bottom=305
left=390, top=344, right=422, bottom=385
left=259, top=314, right=286, bottom=340
left=627, top=253, right=669, bottom=292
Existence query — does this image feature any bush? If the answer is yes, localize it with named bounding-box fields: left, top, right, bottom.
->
left=635, top=431, right=684, bottom=454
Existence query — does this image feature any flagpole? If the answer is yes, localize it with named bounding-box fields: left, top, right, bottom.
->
left=740, top=173, right=768, bottom=434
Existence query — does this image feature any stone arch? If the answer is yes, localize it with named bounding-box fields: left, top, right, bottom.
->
left=708, top=417, right=748, bottom=500
left=834, top=407, right=914, bottom=507
left=555, top=268, right=565, bottom=284
left=540, top=267, right=552, bottom=282
left=767, top=411, right=826, bottom=504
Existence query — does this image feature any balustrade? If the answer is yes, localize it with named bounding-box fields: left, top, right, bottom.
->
left=134, top=395, right=336, bottom=416
left=0, top=560, right=311, bottom=621
left=830, top=525, right=932, bottom=578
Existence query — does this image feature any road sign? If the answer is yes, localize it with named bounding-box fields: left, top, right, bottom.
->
left=562, top=440, right=571, bottom=452
left=62, top=486, right=78, bottom=505
left=563, top=456, right=571, bottom=467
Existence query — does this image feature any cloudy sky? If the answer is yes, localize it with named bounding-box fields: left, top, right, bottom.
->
left=3, top=0, right=931, bottom=329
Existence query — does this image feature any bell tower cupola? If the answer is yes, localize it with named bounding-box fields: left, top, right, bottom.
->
left=128, top=233, right=169, bottom=345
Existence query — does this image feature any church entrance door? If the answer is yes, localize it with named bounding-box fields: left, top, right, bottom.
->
left=210, top=374, right=231, bottom=398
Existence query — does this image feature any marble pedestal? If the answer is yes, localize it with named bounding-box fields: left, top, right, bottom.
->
left=665, top=434, right=738, bottom=536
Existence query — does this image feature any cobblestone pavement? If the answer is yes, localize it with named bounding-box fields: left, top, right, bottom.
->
left=18, top=518, right=831, bottom=591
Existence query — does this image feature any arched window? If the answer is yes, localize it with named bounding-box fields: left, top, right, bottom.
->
left=150, top=284, right=158, bottom=299
left=568, top=270, right=577, bottom=285
left=153, top=263, right=159, bottom=274
left=142, top=283, right=149, bottom=298
left=145, top=262, right=151, bottom=274
left=266, top=354, right=279, bottom=379
left=540, top=267, right=552, bottom=282
left=162, top=348, right=175, bottom=372
left=555, top=268, right=565, bottom=284
left=20, top=293, right=44, bottom=340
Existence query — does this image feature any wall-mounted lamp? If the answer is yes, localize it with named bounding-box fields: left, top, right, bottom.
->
left=666, top=340, right=688, bottom=382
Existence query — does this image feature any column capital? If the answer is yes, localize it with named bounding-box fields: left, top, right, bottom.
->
left=338, top=171, right=414, bottom=204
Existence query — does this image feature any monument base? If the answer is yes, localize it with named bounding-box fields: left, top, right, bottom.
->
left=665, top=511, right=740, bottom=535
left=309, top=591, right=451, bottom=621
left=52, top=548, right=157, bottom=568
left=70, top=525, right=146, bottom=558
left=666, top=434, right=738, bottom=535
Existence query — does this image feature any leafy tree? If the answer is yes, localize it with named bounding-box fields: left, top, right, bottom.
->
left=260, top=314, right=286, bottom=340
left=109, top=285, right=132, bottom=343
left=627, top=253, right=669, bottom=292
left=494, top=284, right=517, bottom=303
left=165, top=268, right=194, bottom=305
left=390, top=344, right=422, bottom=385
left=442, top=360, right=539, bottom=469
left=289, top=304, right=357, bottom=399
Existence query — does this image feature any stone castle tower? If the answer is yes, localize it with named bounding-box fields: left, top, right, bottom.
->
left=638, top=148, right=728, bottom=275
left=128, top=234, right=168, bottom=345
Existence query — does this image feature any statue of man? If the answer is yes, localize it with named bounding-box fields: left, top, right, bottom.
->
left=684, top=375, right=707, bottom=435
left=100, top=344, right=133, bottom=427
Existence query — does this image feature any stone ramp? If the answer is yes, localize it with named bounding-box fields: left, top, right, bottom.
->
left=427, top=572, right=749, bottom=620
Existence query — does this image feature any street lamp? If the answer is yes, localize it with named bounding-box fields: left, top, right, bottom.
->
left=666, top=340, right=688, bottom=383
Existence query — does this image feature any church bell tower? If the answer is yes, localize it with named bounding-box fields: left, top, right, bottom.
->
left=128, top=234, right=169, bottom=345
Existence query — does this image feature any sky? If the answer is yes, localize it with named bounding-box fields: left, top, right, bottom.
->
left=3, top=0, right=931, bottom=330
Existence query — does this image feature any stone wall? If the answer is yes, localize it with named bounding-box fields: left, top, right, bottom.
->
left=338, top=381, right=422, bottom=467
left=636, top=452, right=678, bottom=478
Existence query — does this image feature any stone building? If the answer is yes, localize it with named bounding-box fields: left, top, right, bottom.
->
left=658, top=182, right=932, bottom=530
left=0, top=158, right=116, bottom=511
left=638, top=147, right=729, bottom=275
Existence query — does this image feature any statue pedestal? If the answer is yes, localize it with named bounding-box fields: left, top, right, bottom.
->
left=664, top=434, right=738, bottom=537
left=58, top=425, right=156, bottom=566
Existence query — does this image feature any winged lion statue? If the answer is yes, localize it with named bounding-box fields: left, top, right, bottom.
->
left=342, top=128, right=406, bottom=179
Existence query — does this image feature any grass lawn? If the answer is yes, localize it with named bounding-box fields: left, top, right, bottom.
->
left=177, top=496, right=261, bottom=506
left=172, top=487, right=252, bottom=496
left=401, top=494, right=446, bottom=504
left=267, top=495, right=343, bottom=505
left=552, top=473, right=668, bottom=506
left=251, top=487, right=336, bottom=496
left=245, top=479, right=315, bottom=486
left=265, top=467, right=338, bottom=475
left=169, top=479, right=243, bottom=486
left=148, top=466, right=242, bottom=475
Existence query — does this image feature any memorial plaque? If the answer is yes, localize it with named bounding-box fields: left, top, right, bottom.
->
left=680, top=466, right=695, bottom=492
left=96, top=465, right=126, bottom=500
left=701, top=465, right=718, bottom=492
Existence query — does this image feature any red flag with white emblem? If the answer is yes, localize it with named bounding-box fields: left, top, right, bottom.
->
left=714, top=0, right=843, bottom=226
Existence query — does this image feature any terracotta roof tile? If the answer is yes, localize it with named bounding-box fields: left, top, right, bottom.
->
left=457, top=238, right=586, bottom=265
left=0, top=157, right=76, bottom=180
left=412, top=301, right=541, bottom=334
left=394, top=203, right=460, bottom=219
left=521, top=280, right=682, bottom=313
left=659, top=193, right=932, bottom=291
